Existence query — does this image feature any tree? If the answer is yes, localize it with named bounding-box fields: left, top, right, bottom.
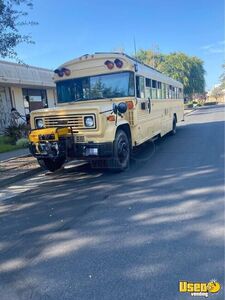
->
left=0, top=0, right=36, bottom=60
left=219, top=64, right=225, bottom=89
left=135, top=48, right=165, bottom=69
left=134, top=49, right=206, bottom=98
left=209, top=85, right=224, bottom=102
left=158, top=53, right=205, bottom=97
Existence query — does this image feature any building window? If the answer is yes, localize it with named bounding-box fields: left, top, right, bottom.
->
left=22, top=88, right=48, bottom=114
left=0, top=88, right=11, bottom=132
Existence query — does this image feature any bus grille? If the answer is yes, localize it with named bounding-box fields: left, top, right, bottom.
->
left=75, top=135, right=85, bottom=143
left=44, top=115, right=85, bottom=131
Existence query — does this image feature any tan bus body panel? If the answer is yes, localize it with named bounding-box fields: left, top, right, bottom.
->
left=30, top=52, right=184, bottom=150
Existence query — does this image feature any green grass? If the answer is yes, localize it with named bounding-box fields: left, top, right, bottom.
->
left=0, top=136, right=23, bottom=153
left=0, top=144, right=21, bottom=153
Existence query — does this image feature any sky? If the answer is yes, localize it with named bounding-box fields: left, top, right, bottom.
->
left=10, top=0, right=225, bottom=90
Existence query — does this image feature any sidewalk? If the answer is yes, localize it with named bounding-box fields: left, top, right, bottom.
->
left=0, top=148, right=30, bottom=162
left=184, top=107, right=195, bottom=116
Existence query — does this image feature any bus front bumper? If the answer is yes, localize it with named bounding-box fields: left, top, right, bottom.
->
left=29, top=141, right=114, bottom=159
left=75, top=142, right=113, bottom=158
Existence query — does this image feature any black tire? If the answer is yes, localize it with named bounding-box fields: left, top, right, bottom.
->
left=108, top=130, right=130, bottom=171
left=170, top=116, right=177, bottom=135
left=37, top=157, right=65, bottom=172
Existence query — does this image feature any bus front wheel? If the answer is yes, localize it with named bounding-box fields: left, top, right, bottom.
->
left=37, top=157, right=65, bottom=172
left=108, top=129, right=130, bottom=171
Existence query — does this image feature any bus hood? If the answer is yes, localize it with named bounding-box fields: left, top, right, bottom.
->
left=30, top=101, right=115, bottom=117
left=30, top=100, right=118, bottom=131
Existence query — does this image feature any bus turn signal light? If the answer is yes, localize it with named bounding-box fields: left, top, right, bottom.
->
left=107, top=115, right=116, bottom=121
left=126, top=101, right=134, bottom=109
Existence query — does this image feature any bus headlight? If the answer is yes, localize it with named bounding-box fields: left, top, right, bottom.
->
left=36, top=118, right=44, bottom=129
left=84, top=116, right=94, bottom=127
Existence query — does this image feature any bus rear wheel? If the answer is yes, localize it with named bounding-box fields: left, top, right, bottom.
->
left=37, top=157, right=65, bottom=172
left=170, top=116, right=177, bottom=135
left=108, top=129, right=130, bottom=171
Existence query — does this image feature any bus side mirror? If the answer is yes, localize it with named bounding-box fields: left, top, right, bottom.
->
left=112, top=102, right=127, bottom=115
left=117, top=102, right=127, bottom=114
left=113, top=103, right=118, bottom=114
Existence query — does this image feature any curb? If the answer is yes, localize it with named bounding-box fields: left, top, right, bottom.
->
left=184, top=108, right=196, bottom=116
left=0, top=167, right=42, bottom=189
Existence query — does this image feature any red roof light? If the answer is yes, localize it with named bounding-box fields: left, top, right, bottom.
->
left=54, top=68, right=71, bottom=77
left=104, top=60, right=114, bottom=70
left=62, top=68, right=71, bottom=76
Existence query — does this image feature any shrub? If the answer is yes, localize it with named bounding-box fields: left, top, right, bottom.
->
left=4, top=123, right=30, bottom=142
left=204, top=101, right=217, bottom=106
left=16, top=138, right=29, bottom=148
left=0, top=135, right=15, bottom=145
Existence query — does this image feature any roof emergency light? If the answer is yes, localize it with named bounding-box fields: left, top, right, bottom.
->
left=104, top=60, right=114, bottom=70
left=54, top=68, right=71, bottom=77
left=114, top=58, right=123, bottom=68
left=62, top=68, right=71, bottom=76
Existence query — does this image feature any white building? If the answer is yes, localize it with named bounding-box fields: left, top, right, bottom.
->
left=0, top=60, right=56, bottom=133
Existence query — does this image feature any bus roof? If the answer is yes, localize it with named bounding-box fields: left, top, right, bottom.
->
left=58, top=52, right=183, bottom=88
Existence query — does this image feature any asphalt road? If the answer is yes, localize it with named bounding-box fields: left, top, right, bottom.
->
left=0, top=104, right=224, bottom=300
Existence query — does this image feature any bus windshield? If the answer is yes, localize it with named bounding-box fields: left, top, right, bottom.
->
left=57, top=71, right=135, bottom=103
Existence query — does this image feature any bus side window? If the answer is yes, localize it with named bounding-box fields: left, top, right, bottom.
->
left=162, top=83, right=167, bottom=99
left=179, top=88, right=183, bottom=99
left=157, top=81, right=162, bottom=99
left=152, top=80, right=157, bottom=99
left=136, top=76, right=145, bottom=99
left=166, top=84, right=170, bottom=99
left=169, top=85, right=172, bottom=99
left=145, top=78, right=151, bottom=98
left=175, top=87, right=178, bottom=99
left=136, top=76, right=140, bottom=98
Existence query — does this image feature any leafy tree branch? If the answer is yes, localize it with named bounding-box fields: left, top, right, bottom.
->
left=0, top=0, right=37, bottom=61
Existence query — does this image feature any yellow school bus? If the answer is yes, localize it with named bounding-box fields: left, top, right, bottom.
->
left=29, top=52, right=184, bottom=171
